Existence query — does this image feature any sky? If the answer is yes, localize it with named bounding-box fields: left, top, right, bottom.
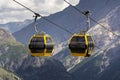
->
left=0, top=0, right=80, bottom=24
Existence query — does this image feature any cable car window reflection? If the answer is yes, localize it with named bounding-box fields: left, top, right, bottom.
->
left=29, top=37, right=45, bottom=53
left=69, top=36, right=87, bottom=53
left=71, top=36, right=85, bottom=43
left=70, top=36, right=86, bottom=48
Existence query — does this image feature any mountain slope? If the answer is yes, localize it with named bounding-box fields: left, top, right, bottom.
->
left=0, top=19, right=32, bottom=33
left=0, top=28, right=28, bottom=71
left=53, top=5, right=120, bottom=70
left=0, top=28, right=16, bottom=40
left=16, top=58, right=74, bottom=80
left=0, top=28, right=74, bottom=80
left=98, top=44, right=120, bottom=80
left=0, top=67, right=21, bottom=80
left=71, top=41, right=120, bottom=80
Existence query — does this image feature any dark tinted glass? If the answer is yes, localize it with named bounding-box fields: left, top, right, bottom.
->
left=71, top=36, right=85, bottom=43
left=31, top=37, right=44, bottom=42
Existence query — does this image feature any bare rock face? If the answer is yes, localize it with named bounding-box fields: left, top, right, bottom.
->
left=0, top=28, right=28, bottom=72
left=16, top=58, right=74, bottom=80
left=0, top=67, right=21, bottom=80
left=0, top=28, right=16, bottom=41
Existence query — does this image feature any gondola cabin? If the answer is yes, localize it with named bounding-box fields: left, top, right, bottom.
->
left=29, top=32, right=54, bottom=57
left=68, top=33, right=94, bottom=57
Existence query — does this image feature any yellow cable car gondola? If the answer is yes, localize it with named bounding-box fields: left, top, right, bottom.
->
left=29, top=32, right=54, bottom=57
left=68, top=11, right=94, bottom=57
left=68, top=32, right=94, bottom=57
left=13, top=0, right=54, bottom=57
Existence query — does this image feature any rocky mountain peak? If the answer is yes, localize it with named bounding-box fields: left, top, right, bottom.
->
left=0, top=28, right=16, bottom=41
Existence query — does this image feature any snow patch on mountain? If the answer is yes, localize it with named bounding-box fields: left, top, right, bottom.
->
left=67, top=57, right=83, bottom=71
left=100, top=51, right=110, bottom=72
left=99, top=38, right=120, bottom=73
left=53, top=41, right=67, bottom=55
left=88, top=5, right=120, bottom=48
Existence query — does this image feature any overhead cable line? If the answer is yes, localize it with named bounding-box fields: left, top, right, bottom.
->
left=13, top=0, right=73, bottom=35
left=64, top=0, right=120, bottom=38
